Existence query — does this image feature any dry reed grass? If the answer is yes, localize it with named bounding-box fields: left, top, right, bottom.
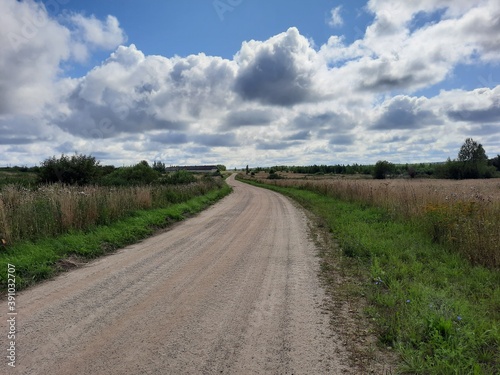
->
left=0, top=179, right=221, bottom=245
left=258, top=176, right=500, bottom=268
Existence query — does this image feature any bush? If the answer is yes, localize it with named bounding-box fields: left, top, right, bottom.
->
left=100, top=162, right=160, bottom=186
left=159, top=170, right=196, bottom=185
left=268, top=172, right=282, bottom=180
left=373, top=160, right=395, bottom=179
left=38, top=154, right=100, bottom=185
left=435, top=159, right=497, bottom=179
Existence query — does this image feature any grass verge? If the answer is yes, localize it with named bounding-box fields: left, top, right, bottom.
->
left=238, top=176, right=499, bottom=375
left=0, top=183, right=231, bottom=292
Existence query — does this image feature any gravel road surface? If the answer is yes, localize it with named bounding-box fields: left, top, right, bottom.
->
left=8, top=174, right=350, bottom=374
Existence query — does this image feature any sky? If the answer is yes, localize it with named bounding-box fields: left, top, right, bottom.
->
left=1, top=0, right=499, bottom=168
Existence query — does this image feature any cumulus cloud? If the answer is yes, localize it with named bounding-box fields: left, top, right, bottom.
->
left=1, top=0, right=500, bottom=167
left=441, top=86, right=500, bottom=123
left=71, top=14, right=126, bottom=50
left=52, top=45, right=237, bottom=137
left=321, top=0, right=500, bottom=93
left=0, top=0, right=126, bottom=116
left=234, top=28, right=322, bottom=106
left=371, top=96, right=441, bottom=130
left=0, top=0, right=70, bottom=115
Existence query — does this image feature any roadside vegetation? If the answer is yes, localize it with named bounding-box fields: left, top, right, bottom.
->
left=249, top=177, right=500, bottom=269
left=237, top=176, right=499, bottom=374
left=0, top=154, right=230, bottom=291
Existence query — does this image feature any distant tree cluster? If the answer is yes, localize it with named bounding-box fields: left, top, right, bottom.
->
left=256, top=164, right=374, bottom=175
left=435, top=138, right=498, bottom=179
left=247, top=138, right=498, bottom=180
left=34, top=154, right=208, bottom=186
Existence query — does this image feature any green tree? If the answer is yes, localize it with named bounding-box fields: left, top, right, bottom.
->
left=458, top=138, right=488, bottom=164
left=152, top=161, right=166, bottom=173
left=457, top=138, right=490, bottom=179
left=38, top=153, right=100, bottom=185
left=489, top=155, right=500, bottom=171
left=373, top=160, right=394, bottom=179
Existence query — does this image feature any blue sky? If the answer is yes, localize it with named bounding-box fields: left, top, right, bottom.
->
left=1, top=0, right=499, bottom=167
left=62, top=1, right=362, bottom=74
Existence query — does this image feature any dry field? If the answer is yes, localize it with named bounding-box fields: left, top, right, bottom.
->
left=251, top=173, right=500, bottom=268
left=0, top=180, right=221, bottom=245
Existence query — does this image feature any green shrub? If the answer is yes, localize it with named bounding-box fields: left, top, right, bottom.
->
left=159, top=170, right=196, bottom=185
left=373, top=160, right=395, bottom=179
left=38, top=153, right=100, bottom=185
left=100, top=162, right=160, bottom=186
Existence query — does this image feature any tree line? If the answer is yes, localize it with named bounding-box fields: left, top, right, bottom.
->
left=249, top=138, right=499, bottom=179
left=1, top=155, right=224, bottom=187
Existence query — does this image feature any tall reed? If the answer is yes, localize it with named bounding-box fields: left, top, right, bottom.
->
left=0, top=179, right=222, bottom=245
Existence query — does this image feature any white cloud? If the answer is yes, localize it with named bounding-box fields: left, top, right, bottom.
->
left=328, top=6, right=344, bottom=27
left=1, top=0, right=500, bottom=167
left=71, top=14, right=126, bottom=51
left=234, top=27, right=323, bottom=106
left=52, top=45, right=237, bottom=138
left=0, top=0, right=126, bottom=116
left=0, top=0, right=71, bottom=115
left=321, top=0, right=500, bottom=93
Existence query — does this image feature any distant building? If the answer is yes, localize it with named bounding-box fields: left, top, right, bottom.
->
left=165, top=165, right=218, bottom=173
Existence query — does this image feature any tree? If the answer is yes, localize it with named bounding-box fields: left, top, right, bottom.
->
left=488, top=155, right=500, bottom=171
left=435, top=139, right=495, bottom=179
left=152, top=161, right=166, bottom=173
left=245, top=165, right=249, bottom=175
left=373, top=160, right=394, bottom=179
left=38, top=153, right=100, bottom=185
left=457, top=138, right=490, bottom=179
left=458, top=138, right=488, bottom=163
left=407, top=166, right=417, bottom=178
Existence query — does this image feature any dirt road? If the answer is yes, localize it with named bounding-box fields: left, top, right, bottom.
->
left=8, top=174, right=350, bottom=374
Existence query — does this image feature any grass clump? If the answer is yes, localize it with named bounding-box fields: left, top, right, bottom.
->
left=239, top=176, right=499, bottom=374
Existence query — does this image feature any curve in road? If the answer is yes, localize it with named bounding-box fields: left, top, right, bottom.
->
left=8, top=174, right=350, bottom=374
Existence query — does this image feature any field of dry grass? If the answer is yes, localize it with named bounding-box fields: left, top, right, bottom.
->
left=250, top=173, right=500, bottom=268
left=0, top=179, right=222, bottom=245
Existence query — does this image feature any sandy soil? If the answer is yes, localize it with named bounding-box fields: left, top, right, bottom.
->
left=7, top=174, right=352, bottom=374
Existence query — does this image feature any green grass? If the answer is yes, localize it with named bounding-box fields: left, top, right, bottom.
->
left=239, top=177, right=499, bottom=374
left=0, top=184, right=231, bottom=291
left=0, top=170, right=37, bottom=188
